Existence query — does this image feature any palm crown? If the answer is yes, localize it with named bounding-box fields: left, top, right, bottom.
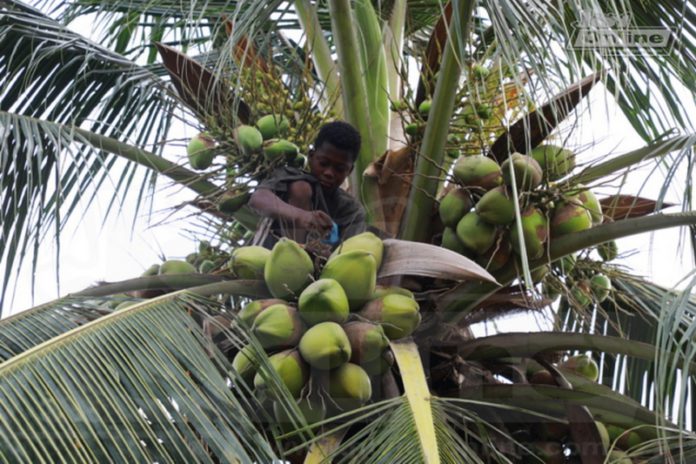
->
left=1, top=0, right=695, bottom=462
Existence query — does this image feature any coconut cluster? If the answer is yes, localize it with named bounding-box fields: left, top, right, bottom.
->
left=229, top=232, right=421, bottom=424
left=185, top=113, right=310, bottom=215
left=182, top=53, right=332, bottom=218
left=438, top=147, right=602, bottom=276
left=521, top=354, right=641, bottom=463
left=542, top=253, right=613, bottom=309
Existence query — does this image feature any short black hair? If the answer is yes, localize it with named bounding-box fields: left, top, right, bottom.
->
left=314, top=121, right=361, bottom=163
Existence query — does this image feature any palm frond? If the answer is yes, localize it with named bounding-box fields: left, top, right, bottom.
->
left=585, top=0, right=696, bottom=139
left=0, top=6, right=176, bottom=312
left=1, top=277, right=270, bottom=362
left=0, top=297, right=116, bottom=362
left=51, top=0, right=291, bottom=63
left=457, top=0, right=696, bottom=153
left=613, top=271, right=696, bottom=437
left=309, top=397, right=483, bottom=464
left=0, top=292, right=283, bottom=463
left=654, top=272, right=696, bottom=436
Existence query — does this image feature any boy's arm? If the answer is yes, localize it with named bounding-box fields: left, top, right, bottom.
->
left=249, top=188, right=333, bottom=233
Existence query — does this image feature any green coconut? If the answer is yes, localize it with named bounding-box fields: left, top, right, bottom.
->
left=256, top=114, right=290, bottom=140
left=453, top=155, right=503, bottom=190
left=298, top=278, right=350, bottom=326
left=501, top=153, right=543, bottom=191
left=263, top=139, right=299, bottom=163
left=233, top=125, right=264, bottom=155
left=475, top=186, right=516, bottom=225
left=229, top=246, right=271, bottom=279
left=439, top=188, right=473, bottom=228
left=455, top=211, right=497, bottom=255
left=551, top=196, right=593, bottom=236
left=187, top=132, right=216, bottom=170
left=321, top=250, right=377, bottom=311
left=264, top=238, right=315, bottom=299
left=530, top=144, right=576, bottom=180
left=159, top=260, right=197, bottom=275
left=510, top=207, right=548, bottom=259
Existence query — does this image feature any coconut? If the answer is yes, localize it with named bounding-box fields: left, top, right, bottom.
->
left=441, top=227, right=469, bottom=255
left=455, top=211, right=497, bottom=254
left=251, top=304, right=306, bottom=350
left=298, top=322, right=351, bottom=369
left=238, top=299, right=286, bottom=327
left=343, top=321, right=389, bottom=364
left=256, top=114, right=290, bottom=140
left=328, top=363, right=372, bottom=411
left=475, top=186, right=516, bottom=225
left=550, top=196, right=593, bottom=236
left=253, top=349, right=308, bottom=398
left=159, top=260, right=197, bottom=275
left=321, top=251, right=377, bottom=311
left=263, top=139, right=299, bottom=163
left=530, top=144, right=576, bottom=180
left=359, top=293, right=421, bottom=340
left=510, top=207, right=548, bottom=259
left=452, top=155, right=503, bottom=190
left=187, top=132, right=216, bottom=170
left=501, top=153, right=543, bottom=191
left=439, top=188, right=473, bottom=228
left=264, top=238, right=315, bottom=299
left=298, top=278, right=350, bottom=326
left=229, top=246, right=270, bottom=279
left=233, top=125, right=264, bottom=155
left=330, top=231, right=384, bottom=269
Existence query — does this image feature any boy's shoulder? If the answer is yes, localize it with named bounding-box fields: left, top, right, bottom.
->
left=258, top=166, right=316, bottom=192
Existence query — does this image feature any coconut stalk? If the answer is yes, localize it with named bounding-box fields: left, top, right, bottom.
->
left=294, top=0, right=343, bottom=115
left=399, top=0, right=476, bottom=242
left=328, top=0, right=384, bottom=227
left=439, top=211, right=696, bottom=320
left=391, top=340, right=441, bottom=464
left=354, top=0, right=390, bottom=156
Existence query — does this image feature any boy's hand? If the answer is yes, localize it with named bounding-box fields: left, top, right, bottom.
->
left=296, top=210, right=333, bottom=234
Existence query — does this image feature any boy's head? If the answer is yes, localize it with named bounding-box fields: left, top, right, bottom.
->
left=308, top=121, right=361, bottom=192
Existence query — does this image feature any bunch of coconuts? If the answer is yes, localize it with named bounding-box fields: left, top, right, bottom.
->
left=227, top=232, right=421, bottom=426
left=520, top=354, right=643, bottom=463
left=185, top=113, right=309, bottom=215
left=438, top=146, right=602, bottom=281
left=542, top=253, right=613, bottom=309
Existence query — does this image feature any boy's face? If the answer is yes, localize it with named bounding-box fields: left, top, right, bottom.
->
left=308, top=142, right=354, bottom=192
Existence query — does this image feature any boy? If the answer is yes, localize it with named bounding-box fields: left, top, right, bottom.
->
left=248, top=121, right=366, bottom=248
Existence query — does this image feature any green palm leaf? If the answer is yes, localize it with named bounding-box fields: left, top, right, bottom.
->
left=0, top=5, right=175, bottom=311
left=0, top=293, right=281, bottom=463
left=1, top=277, right=269, bottom=362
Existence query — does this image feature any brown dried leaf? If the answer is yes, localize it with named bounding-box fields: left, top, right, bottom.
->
left=364, top=147, right=414, bottom=235
left=489, top=73, right=602, bottom=162
left=600, top=195, right=675, bottom=220
left=223, top=17, right=269, bottom=72
left=155, top=42, right=250, bottom=124
left=415, top=2, right=453, bottom=106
